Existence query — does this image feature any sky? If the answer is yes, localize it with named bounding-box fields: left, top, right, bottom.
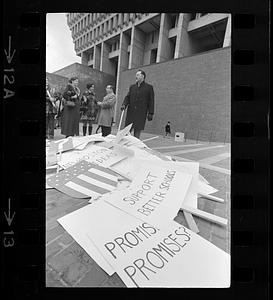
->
left=46, top=13, right=81, bottom=73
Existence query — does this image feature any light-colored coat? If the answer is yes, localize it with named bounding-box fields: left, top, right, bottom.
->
left=97, top=93, right=116, bottom=127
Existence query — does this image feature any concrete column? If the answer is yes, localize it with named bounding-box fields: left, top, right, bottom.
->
left=113, top=14, right=118, bottom=31
left=129, top=13, right=135, bottom=22
left=174, top=13, right=195, bottom=58
left=81, top=51, right=89, bottom=65
left=103, top=22, right=107, bottom=36
left=223, top=14, right=231, bottom=47
left=118, top=13, right=123, bottom=28
left=100, top=41, right=116, bottom=76
left=99, top=24, right=103, bottom=38
left=124, top=13, right=129, bottom=25
left=129, top=25, right=145, bottom=69
left=114, top=31, right=130, bottom=122
left=108, top=18, right=113, bottom=33
left=156, top=13, right=173, bottom=62
left=93, top=44, right=101, bottom=69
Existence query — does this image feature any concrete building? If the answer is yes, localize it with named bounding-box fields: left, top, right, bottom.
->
left=65, top=13, right=231, bottom=141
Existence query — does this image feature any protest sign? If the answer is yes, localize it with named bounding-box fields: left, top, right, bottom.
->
left=46, top=141, right=58, bottom=166
left=57, top=202, right=115, bottom=275
left=127, top=159, right=200, bottom=209
left=112, top=144, right=135, bottom=160
left=111, top=146, right=162, bottom=179
left=55, top=137, right=74, bottom=153
left=75, top=135, right=107, bottom=148
left=114, top=123, right=133, bottom=144
left=83, top=201, right=230, bottom=287
left=58, top=144, right=128, bottom=170
left=104, top=160, right=192, bottom=226
left=198, top=181, right=218, bottom=196
left=118, top=135, right=146, bottom=149
left=143, top=148, right=172, bottom=161
left=47, top=160, right=118, bottom=199
left=199, top=174, right=210, bottom=185
left=142, top=160, right=200, bottom=209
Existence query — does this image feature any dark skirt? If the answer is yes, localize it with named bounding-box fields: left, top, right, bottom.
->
left=61, top=104, right=80, bottom=136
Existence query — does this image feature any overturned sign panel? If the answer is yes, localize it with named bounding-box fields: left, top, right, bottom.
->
left=104, top=160, right=192, bottom=226
left=58, top=144, right=128, bottom=169
left=84, top=201, right=230, bottom=287
left=47, top=160, right=118, bottom=199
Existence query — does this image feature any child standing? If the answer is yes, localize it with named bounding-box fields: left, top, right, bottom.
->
left=165, top=121, right=171, bottom=138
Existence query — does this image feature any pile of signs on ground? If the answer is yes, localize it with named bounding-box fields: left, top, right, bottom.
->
left=46, top=124, right=230, bottom=288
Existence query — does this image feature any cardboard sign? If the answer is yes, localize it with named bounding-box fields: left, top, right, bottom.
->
left=111, top=146, right=162, bottom=179
left=57, top=203, right=115, bottom=275
left=198, top=181, right=218, bottom=196
left=46, top=141, right=58, bottom=166
left=47, top=160, right=118, bottom=199
left=83, top=201, right=230, bottom=287
left=104, top=160, right=192, bottom=226
left=56, top=137, right=74, bottom=153
left=73, top=135, right=107, bottom=150
left=140, top=160, right=200, bottom=209
left=112, top=144, right=135, bottom=160
left=118, top=135, right=146, bottom=149
left=114, top=123, right=133, bottom=144
left=58, top=144, right=128, bottom=170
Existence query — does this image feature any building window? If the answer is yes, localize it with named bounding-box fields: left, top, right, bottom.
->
left=190, top=13, right=197, bottom=20
left=89, top=50, right=93, bottom=61
left=170, top=37, right=176, bottom=59
left=170, top=14, right=178, bottom=28
left=150, top=48, right=157, bottom=64
left=200, top=13, right=208, bottom=17
left=151, top=31, right=156, bottom=44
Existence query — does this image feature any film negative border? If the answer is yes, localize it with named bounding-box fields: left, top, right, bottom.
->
left=2, top=1, right=270, bottom=299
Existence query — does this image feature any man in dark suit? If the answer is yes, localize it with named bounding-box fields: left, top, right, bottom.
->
left=121, top=70, right=154, bottom=139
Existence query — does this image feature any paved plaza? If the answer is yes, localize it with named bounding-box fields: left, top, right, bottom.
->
left=46, top=126, right=230, bottom=287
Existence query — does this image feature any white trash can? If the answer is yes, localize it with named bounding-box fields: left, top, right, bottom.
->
left=175, top=132, right=185, bottom=142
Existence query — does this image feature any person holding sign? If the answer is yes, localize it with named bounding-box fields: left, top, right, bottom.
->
left=61, top=77, right=81, bottom=138
left=97, top=85, right=116, bottom=137
left=121, top=70, right=154, bottom=139
left=46, top=77, right=57, bottom=140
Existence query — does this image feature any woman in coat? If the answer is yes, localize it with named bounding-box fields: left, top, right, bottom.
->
left=61, top=77, right=81, bottom=137
left=80, top=83, right=98, bottom=136
left=97, top=85, right=116, bottom=137
left=46, top=77, right=57, bottom=139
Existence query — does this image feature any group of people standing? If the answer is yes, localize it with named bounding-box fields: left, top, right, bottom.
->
left=46, top=69, right=155, bottom=140
left=46, top=77, right=116, bottom=139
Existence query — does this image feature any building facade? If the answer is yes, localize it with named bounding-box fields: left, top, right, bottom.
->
left=66, top=13, right=231, bottom=77
left=66, top=13, right=231, bottom=141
